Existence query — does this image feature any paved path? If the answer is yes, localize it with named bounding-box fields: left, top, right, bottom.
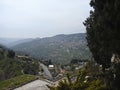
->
left=14, top=80, right=50, bottom=90
left=40, top=63, right=53, bottom=80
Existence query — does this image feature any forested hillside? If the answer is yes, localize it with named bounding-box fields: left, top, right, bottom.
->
left=11, top=33, right=91, bottom=64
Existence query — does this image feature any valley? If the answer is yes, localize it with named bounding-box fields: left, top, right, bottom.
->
left=0, top=33, right=90, bottom=90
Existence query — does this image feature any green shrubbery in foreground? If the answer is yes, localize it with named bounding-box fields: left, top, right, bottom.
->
left=48, top=60, right=120, bottom=90
left=48, top=61, right=108, bottom=90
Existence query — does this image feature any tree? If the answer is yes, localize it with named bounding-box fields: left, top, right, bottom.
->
left=84, top=0, right=120, bottom=69
left=84, top=0, right=120, bottom=89
left=7, top=50, right=15, bottom=58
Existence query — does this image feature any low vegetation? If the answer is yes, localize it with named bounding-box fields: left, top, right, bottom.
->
left=0, top=44, right=39, bottom=81
left=48, top=61, right=119, bottom=90
left=0, top=75, right=37, bottom=90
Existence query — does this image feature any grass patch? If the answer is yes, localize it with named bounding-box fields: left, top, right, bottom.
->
left=0, top=74, right=38, bottom=90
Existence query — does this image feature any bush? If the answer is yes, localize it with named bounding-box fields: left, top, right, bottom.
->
left=7, top=50, right=15, bottom=58
left=86, top=80, right=108, bottom=90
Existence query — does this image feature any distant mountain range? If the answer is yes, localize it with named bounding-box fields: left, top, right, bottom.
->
left=0, top=33, right=91, bottom=64
left=0, top=38, right=33, bottom=47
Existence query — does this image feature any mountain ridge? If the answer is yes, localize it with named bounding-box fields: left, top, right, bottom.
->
left=11, top=33, right=91, bottom=64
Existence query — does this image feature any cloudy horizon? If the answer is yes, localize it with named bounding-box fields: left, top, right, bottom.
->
left=0, top=0, right=91, bottom=38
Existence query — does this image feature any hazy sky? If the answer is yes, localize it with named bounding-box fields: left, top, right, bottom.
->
left=0, top=0, right=91, bottom=38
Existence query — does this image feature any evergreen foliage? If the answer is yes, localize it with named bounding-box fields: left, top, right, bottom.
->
left=84, top=0, right=120, bottom=89
left=84, top=0, right=120, bottom=68
left=7, top=50, right=15, bottom=58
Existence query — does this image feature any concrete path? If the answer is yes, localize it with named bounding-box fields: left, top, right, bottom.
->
left=39, top=63, right=53, bottom=80
left=14, top=80, right=50, bottom=90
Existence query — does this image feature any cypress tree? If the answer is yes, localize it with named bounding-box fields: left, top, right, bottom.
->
left=84, top=0, right=120, bottom=68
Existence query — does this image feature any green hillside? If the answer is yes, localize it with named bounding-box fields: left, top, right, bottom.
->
left=11, top=33, right=91, bottom=64
left=0, top=45, right=39, bottom=81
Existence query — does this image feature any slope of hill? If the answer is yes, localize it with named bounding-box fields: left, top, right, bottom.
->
left=0, top=45, right=39, bottom=81
left=11, top=33, right=91, bottom=64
